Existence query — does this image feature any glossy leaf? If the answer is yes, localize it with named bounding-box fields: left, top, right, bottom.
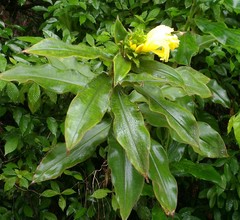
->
left=33, top=120, right=111, bottom=183
left=111, top=88, right=150, bottom=177
left=133, top=60, right=184, bottom=87
left=228, top=113, right=240, bottom=146
left=108, top=136, right=144, bottom=220
left=136, top=85, right=200, bottom=153
left=176, top=66, right=211, bottom=98
left=198, top=122, right=228, bottom=158
left=114, top=17, right=128, bottom=44
left=149, top=140, right=178, bottom=215
left=207, top=80, right=230, bottom=108
left=195, top=18, right=240, bottom=50
left=0, top=64, right=91, bottom=94
left=24, top=38, right=113, bottom=60
left=65, top=74, right=111, bottom=150
left=171, top=159, right=225, bottom=188
left=113, top=53, right=131, bottom=86
left=174, top=32, right=199, bottom=65
left=91, top=189, right=112, bottom=199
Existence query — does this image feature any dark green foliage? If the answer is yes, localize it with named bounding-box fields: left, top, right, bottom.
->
left=0, top=0, right=240, bottom=219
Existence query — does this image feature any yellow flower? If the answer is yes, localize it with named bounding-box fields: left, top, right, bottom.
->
left=131, top=25, right=179, bottom=62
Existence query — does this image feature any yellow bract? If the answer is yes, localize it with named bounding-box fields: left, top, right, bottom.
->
left=130, top=25, right=179, bottom=62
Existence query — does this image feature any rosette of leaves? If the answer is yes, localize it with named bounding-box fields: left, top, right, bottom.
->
left=0, top=18, right=228, bottom=220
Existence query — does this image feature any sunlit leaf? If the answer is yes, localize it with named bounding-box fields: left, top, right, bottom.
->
left=24, top=38, right=113, bottom=60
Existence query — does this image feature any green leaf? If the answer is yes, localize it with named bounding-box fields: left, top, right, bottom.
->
left=228, top=113, right=240, bottom=146
left=149, top=140, right=177, bottom=215
left=195, top=18, right=240, bottom=50
left=91, top=189, right=112, bottom=199
left=108, top=136, right=144, bottom=220
left=41, top=189, right=60, bottom=197
left=171, top=159, right=225, bottom=188
left=114, top=17, right=128, bottom=44
left=61, top=189, right=76, bottom=195
left=65, top=74, right=111, bottom=150
left=224, top=0, right=240, bottom=11
left=28, top=83, right=41, bottom=113
left=133, top=60, right=184, bottom=87
left=207, top=80, right=230, bottom=108
left=6, top=82, right=19, bottom=102
left=136, top=85, right=200, bottom=153
left=176, top=66, right=211, bottom=98
left=0, top=54, right=7, bottom=72
left=0, top=64, right=92, bottom=94
left=111, top=88, right=150, bottom=177
left=198, top=122, right=228, bottom=158
left=174, top=32, right=199, bottom=65
left=4, top=135, right=19, bottom=155
left=24, top=38, right=113, bottom=60
left=58, top=196, right=66, bottom=211
left=4, top=177, right=17, bottom=191
left=113, top=53, right=131, bottom=86
left=33, top=119, right=111, bottom=183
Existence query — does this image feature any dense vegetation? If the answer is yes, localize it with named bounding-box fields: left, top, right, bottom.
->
left=1, top=0, right=240, bottom=219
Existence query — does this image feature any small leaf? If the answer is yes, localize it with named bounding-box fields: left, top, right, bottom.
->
left=28, top=83, right=41, bottom=113
left=174, top=32, right=199, bottom=65
left=114, top=17, right=128, bottom=44
left=4, top=136, right=19, bottom=155
left=61, top=189, right=76, bottom=195
left=0, top=54, right=7, bottom=72
left=47, top=117, right=58, bottom=136
left=108, top=136, right=144, bottom=220
left=91, top=189, right=112, bottom=199
left=4, top=177, right=17, bottom=191
left=6, top=82, right=19, bottom=102
left=149, top=140, right=177, bottom=215
left=113, top=53, right=131, bottom=86
left=111, top=88, right=150, bottom=177
left=65, top=74, right=111, bottom=150
left=41, top=189, right=60, bottom=197
left=58, top=196, right=66, bottom=211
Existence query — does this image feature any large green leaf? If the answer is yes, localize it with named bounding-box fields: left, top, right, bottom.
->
left=113, top=53, right=131, bottom=86
left=171, top=159, right=225, bottom=189
left=24, top=38, right=113, bottom=60
left=111, top=88, right=150, bottom=177
left=136, top=85, right=200, bottom=153
left=0, top=64, right=91, bottom=94
left=195, top=18, right=240, bottom=50
left=224, top=0, right=240, bottom=11
left=133, top=60, right=184, bottom=87
left=174, top=32, right=199, bottom=66
left=207, top=80, right=230, bottom=108
left=108, top=136, right=144, bottom=220
left=176, top=66, right=211, bottom=98
left=149, top=140, right=177, bottom=215
left=198, top=122, right=228, bottom=158
left=65, top=74, right=111, bottom=150
left=33, top=119, right=111, bottom=183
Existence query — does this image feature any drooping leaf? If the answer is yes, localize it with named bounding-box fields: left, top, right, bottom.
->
left=176, top=66, right=211, bottom=98
left=195, top=18, right=240, bottom=51
left=33, top=119, right=111, bottom=183
left=91, top=189, right=112, bottom=199
left=171, top=159, right=225, bottom=189
left=0, top=64, right=92, bottom=94
left=198, top=122, right=228, bottom=158
left=136, top=85, right=200, bottom=153
left=24, top=38, right=113, bottom=60
left=111, top=88, right=150, bottom=177
left=113, top=53, right=131, bottom=86
left=149, top=139, right=178, bottom=215
left=65, top=74, right=111, bottom=150
left=174, top=32, right=199, bottom=65
left=207, top=80, right=230, bottom=108
left=108, top=136, right=144, bottom=220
